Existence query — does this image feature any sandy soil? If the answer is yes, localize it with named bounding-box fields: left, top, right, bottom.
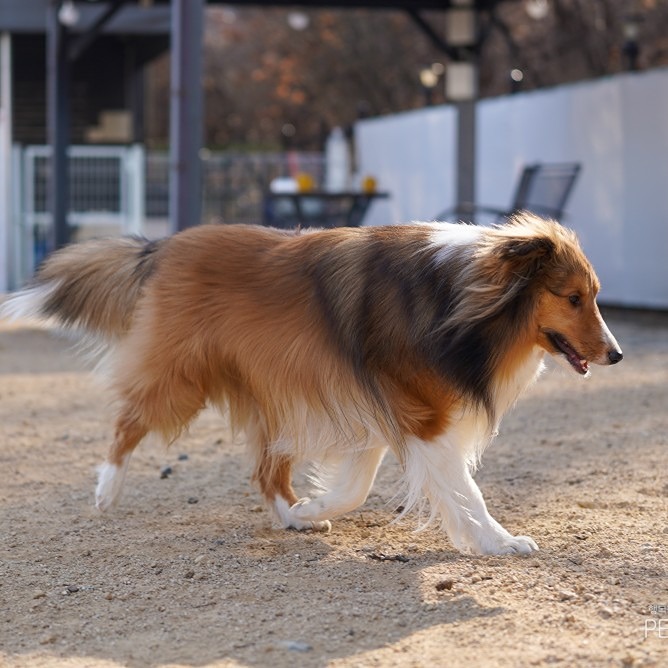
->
left=0, top=309, right=667, bottom=668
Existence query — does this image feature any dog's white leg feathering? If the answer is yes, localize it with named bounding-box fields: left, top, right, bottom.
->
left=291, top=445, right=388, bottom=523
left=403, top=430, right=538, bottom=556
left=95, top=456, right=131, bottom=512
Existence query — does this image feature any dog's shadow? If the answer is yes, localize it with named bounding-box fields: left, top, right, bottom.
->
left=179, top=528, right=508, bottom=667
left=1, top=423, right=662, bottom=668
left=0, top=452, right=507, bottom=668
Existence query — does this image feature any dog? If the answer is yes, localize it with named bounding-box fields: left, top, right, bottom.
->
left=2, top=214, right=622, bottom=555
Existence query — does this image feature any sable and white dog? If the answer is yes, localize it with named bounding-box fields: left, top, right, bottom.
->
left=2, top=214, right=622, bottom=555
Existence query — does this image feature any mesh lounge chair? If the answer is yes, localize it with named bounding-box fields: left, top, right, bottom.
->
left=437, top=162, right=581, bottom=224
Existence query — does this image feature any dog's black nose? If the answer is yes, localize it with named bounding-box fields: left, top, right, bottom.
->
left=608, top=349, right=623, bottom=364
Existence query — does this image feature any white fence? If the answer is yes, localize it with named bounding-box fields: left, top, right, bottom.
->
left=8, top=147, right=325, bottom=288
left=14, top=144, right=144, bottom=284
left=145, top=150, right=325, bottom=224
left=356, top=68, right=668, bottom=309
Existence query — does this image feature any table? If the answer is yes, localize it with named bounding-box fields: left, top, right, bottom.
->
left=263, top=191, right=390, bottom=229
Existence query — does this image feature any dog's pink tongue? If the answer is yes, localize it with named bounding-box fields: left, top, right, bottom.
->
left=568, top=350, right=588, bottom=374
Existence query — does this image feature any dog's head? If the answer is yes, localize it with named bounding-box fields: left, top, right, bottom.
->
left=498, top=215, right=623, bottom=376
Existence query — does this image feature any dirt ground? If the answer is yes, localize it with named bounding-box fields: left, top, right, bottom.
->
left=0, top=309, right=667, bottom=668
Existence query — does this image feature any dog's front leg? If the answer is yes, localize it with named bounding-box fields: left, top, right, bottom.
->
left=291, top=444, right=388, bottom=524
left=403, top=435, right=538, bottom=555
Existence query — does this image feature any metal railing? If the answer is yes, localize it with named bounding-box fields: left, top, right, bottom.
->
left=13, top=145, right=325, bottom=285
left=22, top=144, right=144, bottom=230
left=17, top=144, right=144, bottom=280
left=146, top=150, right=325, bottom=225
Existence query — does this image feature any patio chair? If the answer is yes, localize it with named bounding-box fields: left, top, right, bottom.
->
left=436, top=162, right=581, bottom=224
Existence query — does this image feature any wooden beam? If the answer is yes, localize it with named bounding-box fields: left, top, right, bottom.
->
left=405, top=8, right=458, bottom=60
left=68, top=0, right=129, bottom=62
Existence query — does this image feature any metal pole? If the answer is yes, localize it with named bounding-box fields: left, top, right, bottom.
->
left=0, top=32, right=12, bottom=290
left=456, top=99, right=476, bottom=223
left=47, top=1, right=71, bottom=250
left=125, top=43, right=145, bottom=144
left=443, top=0, right=478, bottom=225
left=169, top=0, right=204, bottom=233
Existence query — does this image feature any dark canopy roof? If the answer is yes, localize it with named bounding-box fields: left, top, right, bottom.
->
left=18, top=0, right=512, bottom=247
left=0, top=0, right=170, bottom=33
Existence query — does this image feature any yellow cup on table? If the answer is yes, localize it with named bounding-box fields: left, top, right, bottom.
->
left=362, top=175, right=377, bottom=194
left=296, top=172, right=316, bottom=192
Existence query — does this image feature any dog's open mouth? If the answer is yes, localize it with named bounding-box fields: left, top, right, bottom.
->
left=546, top=331, right=589, bottom=375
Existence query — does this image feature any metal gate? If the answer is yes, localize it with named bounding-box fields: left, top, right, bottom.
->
left=16, top=144, right=144, bottom=283
left=12, top=145, right=323, bottom=287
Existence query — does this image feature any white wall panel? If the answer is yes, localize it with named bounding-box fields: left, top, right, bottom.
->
left=355, top=105, right=457, bottom=227
left=355, top=68, right=668, bottom=308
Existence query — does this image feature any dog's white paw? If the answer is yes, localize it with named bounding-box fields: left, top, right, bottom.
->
left=491, top=534, right=539, bottom=555
left=468, top=532, right=539, bottom=556
left=95, top=460, right=128, bottom=512
left=286, top=517, right=332, bottom=533
left=289, top=497, right=332, bottom=531
left=271, top=496, right=332, bottom=533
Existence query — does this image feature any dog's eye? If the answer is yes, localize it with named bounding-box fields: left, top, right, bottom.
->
left=568, top=294, right=581, bottom=306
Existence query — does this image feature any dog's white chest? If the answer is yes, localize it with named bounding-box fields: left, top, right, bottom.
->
left=493, top=347, right=545, bottom=420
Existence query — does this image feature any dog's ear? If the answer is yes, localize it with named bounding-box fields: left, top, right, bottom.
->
left=500, top=236, right=555, bottom=276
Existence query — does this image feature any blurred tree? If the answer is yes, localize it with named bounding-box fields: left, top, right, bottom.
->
left=482, top=0, right=668, bottom=94
left=144, top=2, right=668, bottom=151
left=147, top=8, right=450, bottom=150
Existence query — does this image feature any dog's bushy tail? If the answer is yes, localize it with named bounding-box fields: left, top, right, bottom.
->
left=1, top=237, right=163, bottom=339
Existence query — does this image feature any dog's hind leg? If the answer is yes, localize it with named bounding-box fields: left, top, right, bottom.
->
left=290, top=445, right=388, bottom=524
left=252, top=446, right=331, bottom=532
left=95, top=409, right=147, bottom=511
left=96, top=370, right=206, bottom=512
left=245, top=412, right=332, bottom=532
